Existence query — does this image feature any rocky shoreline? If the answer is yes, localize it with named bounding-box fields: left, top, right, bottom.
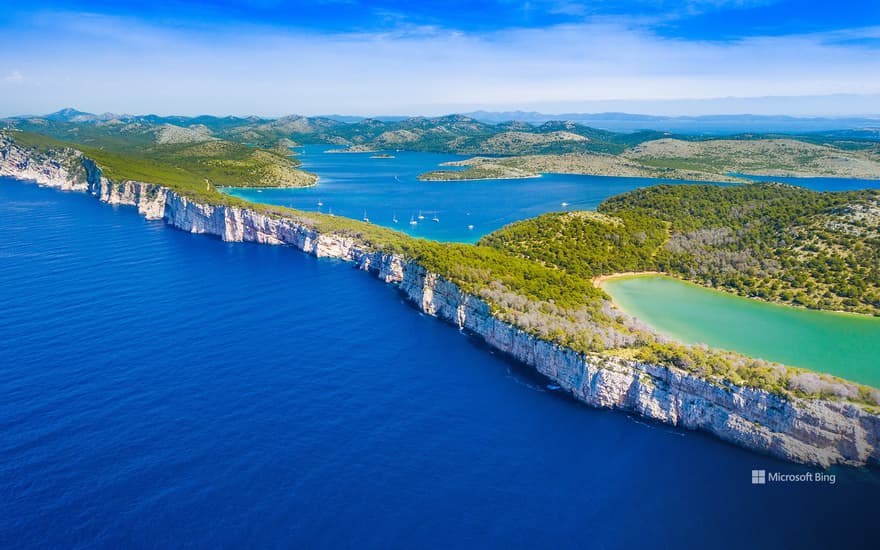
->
left=2, top=139, right=879, bottom=468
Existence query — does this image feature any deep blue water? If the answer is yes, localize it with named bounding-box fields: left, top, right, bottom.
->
left=225, top=145, right=732, bottom=242
left=1, top=177, right=879, bottom=549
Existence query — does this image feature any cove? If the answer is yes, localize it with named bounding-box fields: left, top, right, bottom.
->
left=224, top=144, right=733, bottom=243
left=600, top=275, right=880, bottom=387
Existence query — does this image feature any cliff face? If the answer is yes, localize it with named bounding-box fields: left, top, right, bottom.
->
left=2, top=139, right=879, bottom=468
left=0, top=139, right=88, bottom=191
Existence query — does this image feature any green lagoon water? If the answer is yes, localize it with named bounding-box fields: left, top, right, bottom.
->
left=602, top=276, right=880, bottom=387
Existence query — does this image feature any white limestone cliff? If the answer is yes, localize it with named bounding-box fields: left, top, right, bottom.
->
left=2, top=138, right=878, bottom=468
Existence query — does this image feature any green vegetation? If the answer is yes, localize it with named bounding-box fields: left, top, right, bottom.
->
left=4, top=128, right=879, bottom=409
left=477, top=185, right=880, bottom=404
left=420, top=138, right=880, bottom=182
left=624, top=138, right=880, bottom=179
left=416, top=153, right=744, bottom=183
left=601, top=185, right=880, bottom=314
left=419, top=165, right=538, bottom=181
left=481, top=184, right=880, bottom=316
left=8, top=112, right=880, bottom=179
left=7, top=129, right=315, bottom=196
left=306, top=213, right=602, bottom=310
left=480, top=211, right=670, bottom=275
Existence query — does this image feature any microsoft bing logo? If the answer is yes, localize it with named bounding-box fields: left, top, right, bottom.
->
left=751, top=470, right=766, bottom=484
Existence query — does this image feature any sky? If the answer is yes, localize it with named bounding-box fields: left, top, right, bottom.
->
left=1, top=1, right=879, bottom=117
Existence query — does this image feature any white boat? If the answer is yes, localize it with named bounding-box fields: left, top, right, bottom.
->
left=409, top=215, right=418, bottom=226
left=468, top=224, right=474, bottom=230
left=432, top=215, right=440, bottom=223
left=363, top=211, right=370, bottom=223
left=417, top=210, right=425, bottom=220
left=561, top=202, right=569, bottom=207
left=392, top=213, right=399, bottom=224
left=317, top=200, right=324, bottom=207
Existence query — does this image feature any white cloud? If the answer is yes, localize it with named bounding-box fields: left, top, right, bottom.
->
left=3, top=70, right=24, bottom=84
left=530, top=0, right=779, bottom=21
left=1, top=12, right=878, bottom=116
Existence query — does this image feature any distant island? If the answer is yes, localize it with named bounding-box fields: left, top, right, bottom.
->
left=419, top=139, right=880, bottom=182
left=2, top=110, right=880, bottom=467
left=419, top=164, right=540, bottom=181
left=325, top=144, right=377, bottom=153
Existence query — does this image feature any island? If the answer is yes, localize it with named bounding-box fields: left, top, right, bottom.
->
left=2, top=113, right=879, bottom=469
left=325, top=144, right=377, bottom=153
left=417, top=139, right=880, bottom=182
left=419, top=163, right=540, bottom=181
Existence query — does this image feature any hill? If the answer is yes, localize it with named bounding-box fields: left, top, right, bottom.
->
left=481, top=184, right=880, bottom=315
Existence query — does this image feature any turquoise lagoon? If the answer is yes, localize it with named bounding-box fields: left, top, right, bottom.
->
left=601, top=276, right=880, bottom=387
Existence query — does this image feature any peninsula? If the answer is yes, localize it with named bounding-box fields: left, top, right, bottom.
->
left=2, top=118, right=880, bottom=468
left=7, top=0, right=880, bottom=542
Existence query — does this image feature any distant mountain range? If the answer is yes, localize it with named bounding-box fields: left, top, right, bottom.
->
left=459, top=111, right=880, bottom=134
left=0, top=110, right=675, bottom=156
left=312, top=111, right=880, bottom=135
left=14, top=107, right=880, bottom=135
left=6, top=107, right=880, bottom=187
left=3, top=108, right=878, bottom=159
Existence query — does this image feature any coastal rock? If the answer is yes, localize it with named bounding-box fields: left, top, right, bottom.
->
left=0, top=137, right=87, bottom=191
left=2, top=140, right=879, bottom=468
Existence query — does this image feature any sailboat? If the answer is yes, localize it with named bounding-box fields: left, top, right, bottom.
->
left=317, top=199, right=324, bottom=207
left=561, top=202, right=569, bottom=207
left=409, top=215, right=418, bottom=226
left=432, top=214, right=440, bottom=223
left=392, top=213, right=399, bottom=224
left=468, top=224, right=474, bottom=230
left=417, top=210, right=425, bottom=220
left=363, top=210, right=370, bottom=223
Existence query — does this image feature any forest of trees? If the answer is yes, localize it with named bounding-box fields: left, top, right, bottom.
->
left=483, top=183, right=880, bottom=315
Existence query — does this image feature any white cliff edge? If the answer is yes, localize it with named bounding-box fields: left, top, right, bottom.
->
left=2, top=140, right=878, bottom=468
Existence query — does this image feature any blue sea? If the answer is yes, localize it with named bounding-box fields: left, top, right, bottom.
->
left=2, top=177, right=880, bottom=548
left=734, top=172, right=880, bottom=190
